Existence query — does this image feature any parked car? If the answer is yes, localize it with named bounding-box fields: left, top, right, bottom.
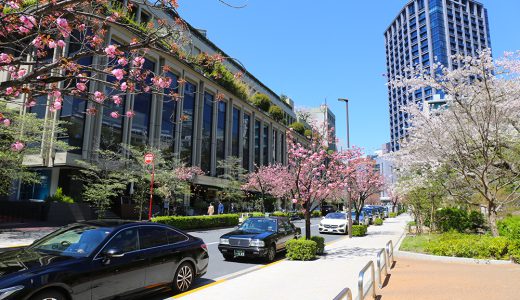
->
left=351, top=211, right=370, bottom=226
left=0, top=220, right=209, bottom=300
left=319, top=212, right=349, bottom=234
left=362, top=207, right=375, bottom=224
left=218, top=217, right=301, bottom=262
left=320, top=205, right=337, bottom=216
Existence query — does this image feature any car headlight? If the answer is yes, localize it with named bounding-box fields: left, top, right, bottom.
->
left=220, top=238, right=229, bottom=245
left=0, top=285, right=24, bottom=300
left=319, top=223, right=324, bottom=227
left=250, top=239, right=265, bottom=247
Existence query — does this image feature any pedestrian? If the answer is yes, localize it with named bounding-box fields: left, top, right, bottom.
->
left=207, top=203, right=215, bottom=216
left=218, top=201, right=224, bottom=214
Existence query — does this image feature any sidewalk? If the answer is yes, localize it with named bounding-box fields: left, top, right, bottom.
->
left=380, top=256, right=520, bottom=300
left=0, top=225, right=56, bottom=248
left=171, top=215, right=411, bottom=300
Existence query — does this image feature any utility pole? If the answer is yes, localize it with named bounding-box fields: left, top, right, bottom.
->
left=338, top=98, right=352, bottom=238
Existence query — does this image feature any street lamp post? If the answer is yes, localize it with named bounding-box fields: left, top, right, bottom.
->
left=338, top=98, right=352, bottom=238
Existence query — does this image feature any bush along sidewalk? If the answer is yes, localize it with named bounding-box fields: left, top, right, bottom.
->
left=311, top=236, right=325, bottom=255
left=152, top=214, right=239, bottom=230
left=286, top=238, right=318, bottom=261
left=374, top=218, right=383, bottom=226
left=352, top=225, right=368, bottom=236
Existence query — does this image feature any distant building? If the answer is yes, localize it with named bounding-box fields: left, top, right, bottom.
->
left=305, top=104, right=337, bottom=151
left=385, top=0, right=491, bottom=151
left=374, top=143, right=395, bottom=205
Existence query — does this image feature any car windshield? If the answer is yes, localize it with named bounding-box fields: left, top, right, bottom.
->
left=29, top=225, right=113, bottom=257
left=325, top=213, right=346, bottom=219
left=239, top=218, right=277, bottom=232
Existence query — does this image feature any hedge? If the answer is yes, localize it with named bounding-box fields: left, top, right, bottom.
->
left=250, top=93, right=271, bottom=112
left=389, top=212, right=397, bottom=218
left=374, top=218, right=383, bottom=226
left=152, top=214, right=239, bottom=230
left=352, top=225, right=368, bottom=237
left=311, top=236, right=325, bottom=255
left=286, top=238, right=317, bottom=260
left=498, top=216, right=520, bottom=240
left=269, top=105, right=284, bottom=122
left=312, top=210, right=322, bottom=218
left=424, top=233, right=510, bottom=260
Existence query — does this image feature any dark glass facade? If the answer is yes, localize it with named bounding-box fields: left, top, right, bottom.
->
left=201, top=92, right=214, bottom=173
left=254, top=120, right=261, bottom=167
left=262, top=124, right=269, bottom=166
left=232, top=107, right=240, bottom=157
left=160, top=72, right=178, bottom=152
left=131, top=58, right=154, bottom=147
left=242, top=113, right=251, bottom=170
left=180, top=81, right=196, bottom=164
left=216, top=101, right=226, bottom=175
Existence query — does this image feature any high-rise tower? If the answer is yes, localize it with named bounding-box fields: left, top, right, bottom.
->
left=385, top=0, right=491, bottom=151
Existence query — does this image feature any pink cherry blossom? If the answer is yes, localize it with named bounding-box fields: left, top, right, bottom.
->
left=0, top=53, right=12, bottom=64
left=111, top=68, right=124, bottom=81
left=3, top=119, right=11, bottom=126
left=93, top=91, right=104, bottom=103
left=5, top=87, right=14, bottom=95
left=117, top=57, right=128, bottom=66
left=104, top=45, right=118, bottom=58
left=48, top=40, right=57, bottom=48
left=120, top=82, right=127, bottom=91
left=53, top=101, right=62, bottom=110
left=125, top=110, right=135, bottom=118
left=76, top=82, right=87, bottom=92
left=112, top=95, right=122, bottom=105
left=152, top=76, right=172, bottom=89
left=57, top=40, right=66, bottom=48
left=133, top=56, right=145, bottom=68
left=11, top=141, right=24, bottom=152
left=110, top=111, right=120, bottom=118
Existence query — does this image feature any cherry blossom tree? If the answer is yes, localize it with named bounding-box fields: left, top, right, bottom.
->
left=286, top=125, right=360, bottom=239
left=347, top=157, right=385, bottom=223
left=390, top=50, right=520, bottom=236
left=386, top=185, right=401, bottom=213
left=242, top=163, right=294, bottom=211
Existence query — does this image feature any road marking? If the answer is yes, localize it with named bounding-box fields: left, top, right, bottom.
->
left=325, top=236, right=349, bottom=246
left=171, top=279, right=227, bottom=299
left=205, top=242, right=219, bottom=245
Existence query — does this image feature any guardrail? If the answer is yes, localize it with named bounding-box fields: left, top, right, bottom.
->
left=376, top=248, right=388, bottom=289
left=358, top=260, right=376, bottom=300
left=386, top=240, right=394, bottom=266
left=332, top=287, right=353, bottom=300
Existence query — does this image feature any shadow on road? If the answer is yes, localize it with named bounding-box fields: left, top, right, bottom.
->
left=321, top=247, right=382, bottom=260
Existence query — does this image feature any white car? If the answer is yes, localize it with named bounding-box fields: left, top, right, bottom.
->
left=319, top=212, right=348, bottom=234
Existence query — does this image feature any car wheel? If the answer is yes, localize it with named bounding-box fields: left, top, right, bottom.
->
left=29, top=289, right=67, bottom=300
left=266, top=245, right=276, bottom=262
left=173, top=262, right=195, bottom=293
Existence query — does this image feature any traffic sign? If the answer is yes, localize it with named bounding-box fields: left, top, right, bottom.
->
left=144, top=153, right=154, bottom=165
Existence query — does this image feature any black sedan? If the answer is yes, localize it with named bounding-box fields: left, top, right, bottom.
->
left=0, top=220, right=209, bottom=300
left=218, top=217, right=301, bottom=262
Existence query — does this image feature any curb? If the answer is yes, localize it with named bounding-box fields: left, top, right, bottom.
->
left=395, top=250, right=514, bottom=265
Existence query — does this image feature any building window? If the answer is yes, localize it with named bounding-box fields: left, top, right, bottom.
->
left=131, top=58, right=155, bottom=148
left=216, top=101, right=227, bottom=175
left=273, top=129, right=278, bottom=163
left=243, top=113, right=251, bottom=170
left=160, top=71, right=178, bottom=153
left=263, top=124, right=269, bottom=166
left=201, top=92, right=214, bottom=174
left=254, top=120, right=261, bottom=167
left=232, top=107, right=240, bottom=157
left=180, top=81, right=196, bottom=164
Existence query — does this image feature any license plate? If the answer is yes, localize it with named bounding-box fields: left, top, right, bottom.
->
left=234, top=250, right=245, bottom=257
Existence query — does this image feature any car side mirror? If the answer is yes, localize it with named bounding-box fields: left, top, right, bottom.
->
left=106, top=248, right=125, bottom=258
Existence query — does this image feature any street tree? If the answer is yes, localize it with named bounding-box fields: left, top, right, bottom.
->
left=390, top=50, right=520, bottom=236
left=0, top=103, right=69, bottom=195
left=348, top=157, right=385, bottom=223
left=286, top=125, right=359, bottom=239
left=217, top=156, right=246, bottom=210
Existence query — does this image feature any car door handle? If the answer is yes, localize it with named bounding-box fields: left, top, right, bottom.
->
left=132, top=257, right=146, bottom=262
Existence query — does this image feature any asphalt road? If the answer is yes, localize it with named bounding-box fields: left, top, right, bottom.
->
left=150, top=217, right=346, bottom=299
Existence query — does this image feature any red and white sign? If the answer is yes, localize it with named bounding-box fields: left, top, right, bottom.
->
left=144, top=153, right=154, bottom=165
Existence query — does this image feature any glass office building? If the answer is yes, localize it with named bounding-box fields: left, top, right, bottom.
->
left=385, top=0, right=491, bottom=151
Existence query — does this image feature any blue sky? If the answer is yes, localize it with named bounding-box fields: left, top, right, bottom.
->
left=177, top=0, right=520, bottom=154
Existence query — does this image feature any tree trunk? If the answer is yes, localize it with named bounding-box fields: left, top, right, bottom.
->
left=488, top=203, right=499, bottom=237
left=305, top=201, right=311, bottom=240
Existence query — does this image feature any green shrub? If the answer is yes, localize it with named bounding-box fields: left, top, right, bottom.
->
left=46, top=187, right=74, bottom=204
left=389, top=212, right=397, bottom=218
left=152, top=214, right=239, bottom=230
left=374, top=218, right=383, bottom=226
left=286, top=238, right=317, bottom=260
left=468, top=211, right=486, bottom=232
left=304, top=129, right=312, bottom=138
left=310, top=236, right=325, bottom=255
left=435, top=207, right=469, bottom=233
left=508, top=239, right=520, bottom=263
left=498, top=216, right=520, bottom=240
left=269, top=105, right=284, bottom=122
left=352, top=225, right=368, bottom=236
left=289, top=122, right=305, bottom=135
left=424, top=233, right=510, bottom=260
left=312, top=210, right=322, bottom=218
left=251, top=93, right=271, bottom=112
